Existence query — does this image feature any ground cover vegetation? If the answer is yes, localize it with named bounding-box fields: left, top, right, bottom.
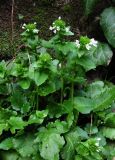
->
left=0, top=0, right=115, bottom=160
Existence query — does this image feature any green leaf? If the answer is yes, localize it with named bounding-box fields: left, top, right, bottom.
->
left=19, top=79, right=30, bottom=89
left=61, top=127, right=88, bottom=160
left=8, top=116, right=26, bottom=133
left=83, top=0, right=100, bottom=15
left=102, top=127, right=115, bottom=140
left=74, top=97, right=94, bottom=114
left=0, top=60, right=6, bottom=78
left=10, top=90, right=31, bottom=113
left=105, top=113, right=115, bottom=128
left=0, top=138, right=13, bottom=150
left=13, top=134, right=38, bottom=157
left=28, top=67, right=48, bottom=86
left=28, top=110, right=48, bottom=125
left=100, top=7, right=115, bottom=48
left=94, top=87, right=115, bottom=111
left=77, top=43, right=113, bottom=71
left=35, top=128, right=65, bottom=160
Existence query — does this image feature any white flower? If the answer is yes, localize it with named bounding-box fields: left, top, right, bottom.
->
left=34, top=22, right=37, bottom=25
left=90, top=38, right=98, bottom=47
left=86, top=44, right=91, bottom=50
left=75, top=40, right=80, bottom=48
left=56, top=26, right=60, bottom=31
left=96, top=137, right=101, bottom=141
left=49, top=26, right=54, bottom=31
left=58, top=16, right=61, bottom=20
left=95, top=142, right=99, bottom=147
left=53, top=30, right=57, bottom=34
left=22, top=23, right=26, bottom=29
left=33, top=29, right=39, bottom=34
left=65, top=27, right=70, bottom=32
left=59, top=63, right=61, bottom=68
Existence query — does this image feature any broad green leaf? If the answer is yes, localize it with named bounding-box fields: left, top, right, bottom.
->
left=28, top=110, right=48, bottom=125
left=35, top=128, right=65, bottom=160
left=83, top=0, right=100, bottom=15
left=10, top=90, right=31, bottom=113
left=100, top=7, right=115, bottom=48
left=19, top=79, right=30, bottom=89
left=13, top=134, right=38, bottom=157
left=61, top=127, right=88, bottom=160
left=8, top=116, right=26, bottom=133
left=102, top=127, right=115, bottom=140
left=0, top=138, right=13, bottom=150
left=94, top=87, right=115, bottom=111
left=83, top=81, right=107, bottom=98
left=74, top=97, right=94, bottom=114
left=0, top=151, right=19, bottom=160
left=77, top=43, right=113, bottom=71
left=104, top=113, right=115, bottom=127
left=28, top=67, right=48, bottom=86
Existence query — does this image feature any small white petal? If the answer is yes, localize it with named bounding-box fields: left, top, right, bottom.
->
left=90, top=38, right=98, bottom=47
left=34, top=22, right=37, bottom=25
left=58, top=16, right=61, bottom=20
left=65, top=27, right=70, bottom=32
left=95, top=142, right=99, bottom=147
left=49, top=26, right=53, bottom=30
left=53, top=30, right=57, bottom=34
left=75, top=40, right=80, bottom=48
left=23, top=23, right=26, bottom=27
left=97, top=138, right=101, bottom=141
left=33, top=29, right=39, bottom=33
left=56, top=26, right=60, bottom=31
left=86, top=44, right=91, bottom=50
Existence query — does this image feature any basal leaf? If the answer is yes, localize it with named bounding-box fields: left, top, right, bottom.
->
left=35, top=128, right=65, bottom=160
left=61, top=127, right=88, bottom=160
left=0, top=138, right=13, bottom=150
left=104, top=113, right=115, bottom=128
left=83, top=0, right=100, bottom=15
left=8, top=116, right=26, bottom=133
left=28, top=110, right=48, bottom=125
left=19, top=79, right=30, bottom=89
left=100, top=7, right=115, bottom=48
left=102, top=127, right=115, bottom=140
left=74, top=97, right=94, bottom=114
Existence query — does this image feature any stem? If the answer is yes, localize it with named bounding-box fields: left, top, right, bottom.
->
left=71, top=82, right=74, bottom=104
left=61, top=77, right=64, bottom=104
left=90, top=114, right=93, bottom=135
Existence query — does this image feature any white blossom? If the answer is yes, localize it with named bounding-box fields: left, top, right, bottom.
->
left=86, top=44, right=91, bottom=50
left=49, top=26, right=54, bottom=31
left=33, top=29, right=39, bottom=33
left=56, top=26, right=60, bottom=31
left=34, top=22, right=37, bottom=25
left=53, top=30, right=57, bottom=34
left=95, top=142, right=99, bottom=147
left=58, top=16, right=61, bottom=20
left=75, top=40, right=80, bottom=48
left=96, top=137, right=101, bottom=141
left=22, top=23, right=26, bottom=29
left=90, top=38, right=98, bottom=47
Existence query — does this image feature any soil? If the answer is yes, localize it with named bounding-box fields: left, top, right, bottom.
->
left=0, top=0, right=114, bottom=82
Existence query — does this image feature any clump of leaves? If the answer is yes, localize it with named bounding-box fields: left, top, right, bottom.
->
left=0, top=17, right=115, bottom=160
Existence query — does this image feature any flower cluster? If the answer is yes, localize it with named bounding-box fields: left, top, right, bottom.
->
left=95, top=137, right=102, bottom=152
left=75, top=37, right=98, bottom=50
left=49, top=16, right=71, bottom=34
left=22, top=22, right=39, bottom=34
